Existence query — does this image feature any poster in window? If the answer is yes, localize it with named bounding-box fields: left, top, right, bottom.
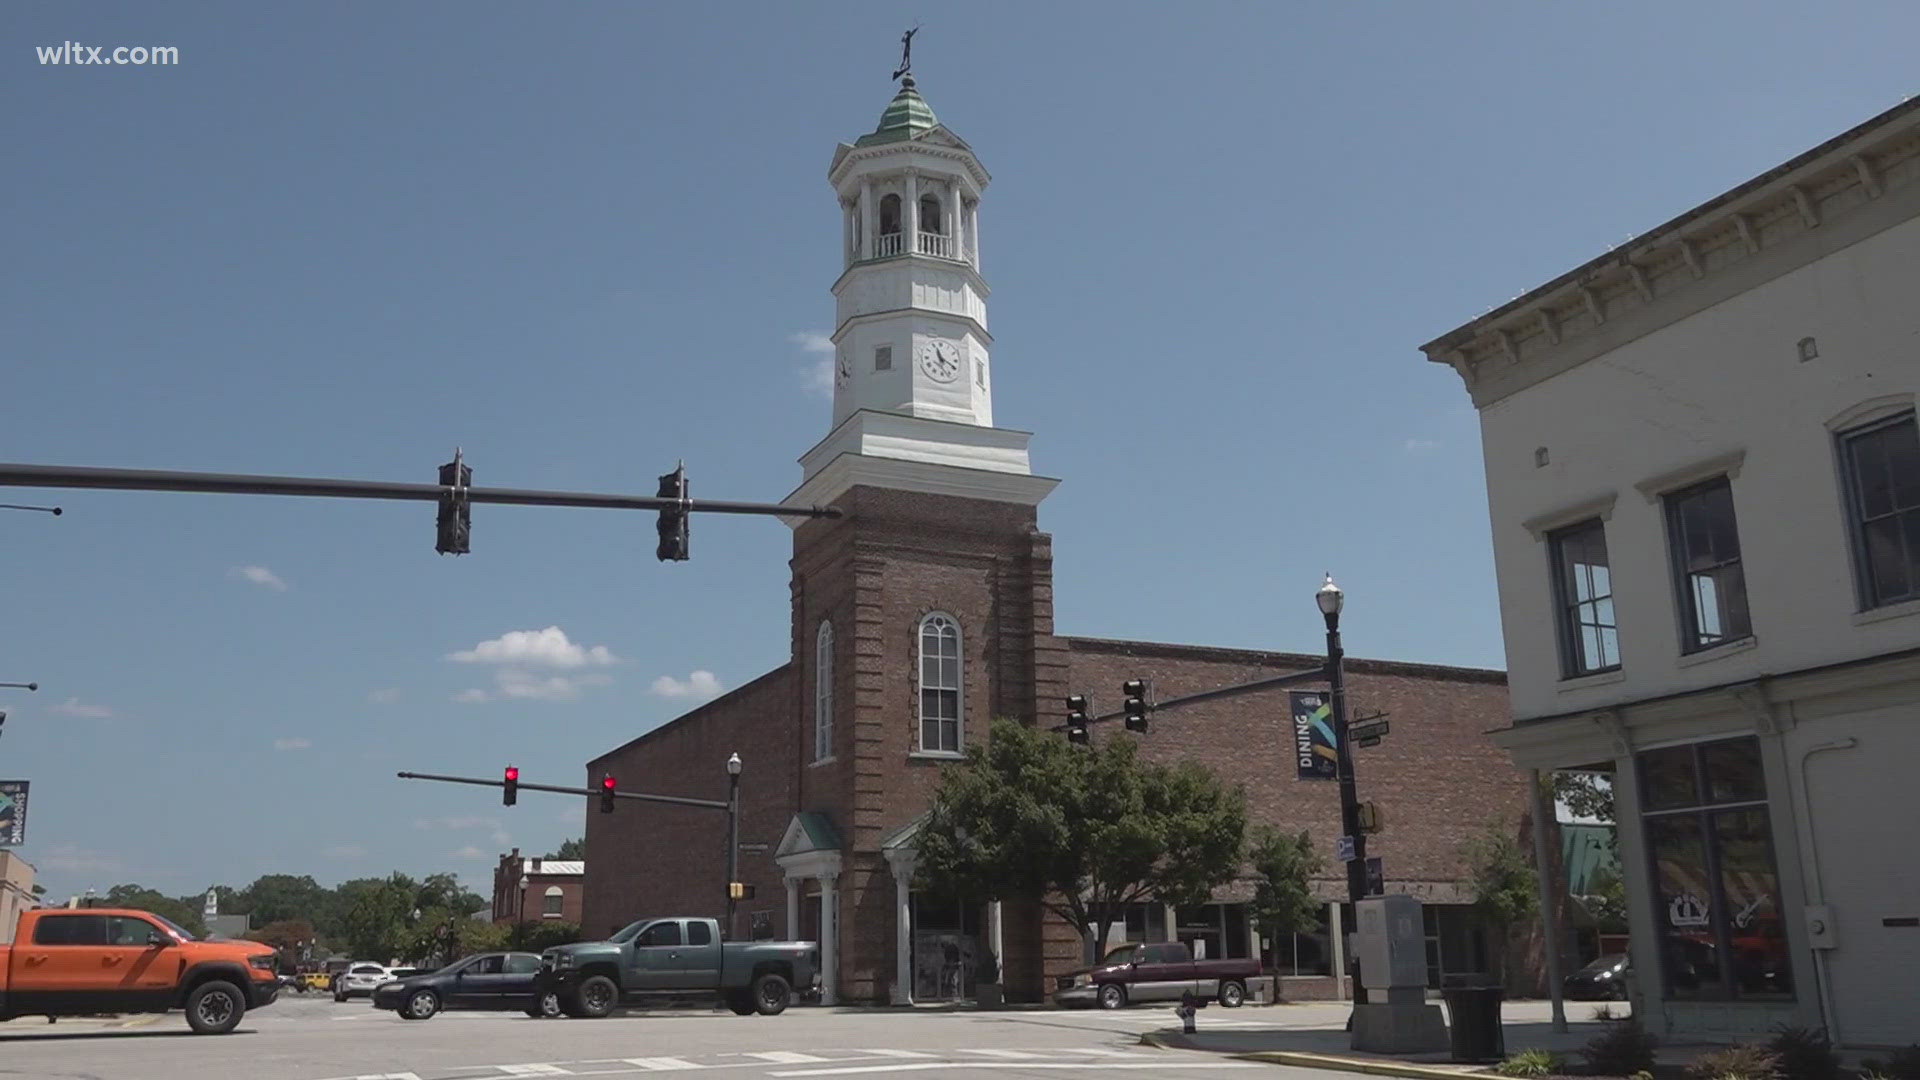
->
left=0, top=781, right=27, bottom=846
left=1291, top=693, right=1338, bottom=781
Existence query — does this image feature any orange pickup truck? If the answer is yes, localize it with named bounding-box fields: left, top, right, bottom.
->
left=0, top=907, right=280, bottom=1033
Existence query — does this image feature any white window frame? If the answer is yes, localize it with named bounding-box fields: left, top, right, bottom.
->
left=814, top=620, right=835, bottom=763
left=542, top=885, right=564, bottom=918
left=917, top=612, right=963, bottom=755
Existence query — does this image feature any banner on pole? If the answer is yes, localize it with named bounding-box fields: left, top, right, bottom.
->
left=0, top=781, right=28, bottom=846
left=1291, top=692, right=1338, bottom=780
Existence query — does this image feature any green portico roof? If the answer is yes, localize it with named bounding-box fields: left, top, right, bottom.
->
left=855, top=74, right=940, bottom=146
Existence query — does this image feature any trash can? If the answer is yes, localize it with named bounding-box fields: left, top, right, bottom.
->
left=1441, top=985, right=1505, bottom=1062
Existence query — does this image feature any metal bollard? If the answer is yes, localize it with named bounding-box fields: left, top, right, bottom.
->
left=1178, top=993, right=1198, bottom=1035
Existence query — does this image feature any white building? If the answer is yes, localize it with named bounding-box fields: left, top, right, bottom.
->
left=0, top=851, right=36, bottom=944
left=1422, top=98, right=1920, bottom=1048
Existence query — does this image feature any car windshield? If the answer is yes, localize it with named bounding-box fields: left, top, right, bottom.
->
left=149, top=914, right=199, bottom=942
left=1100, top=944, right=1138, bottom=964
left=1577, top=954, right=1627, bottom=975
left=610, top=920, right=648, bottom=943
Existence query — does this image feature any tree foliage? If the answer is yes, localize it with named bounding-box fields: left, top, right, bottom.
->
left=546, top=837, right=585, bottom=860
left=1552, top=771, right=1615, bottom=825
left=916, top=717, right=1248, bottom=957
left=1247, top=827, right=1322, bottom=990
left=1464, top=828, right=1538, bottom=930
left=103, top=884, right=207, bottom=937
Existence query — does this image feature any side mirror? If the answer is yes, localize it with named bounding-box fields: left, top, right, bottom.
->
left=146, top=932, right=172, bottom=948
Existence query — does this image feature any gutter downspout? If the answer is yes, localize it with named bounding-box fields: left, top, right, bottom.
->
left=1794, top=738, right=1856, bottom=1048
left=1530, top=769, right=1568, bottom=1033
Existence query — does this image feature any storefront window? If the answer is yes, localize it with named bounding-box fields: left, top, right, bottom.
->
left=1638, top=736, right=1792, bottom=1001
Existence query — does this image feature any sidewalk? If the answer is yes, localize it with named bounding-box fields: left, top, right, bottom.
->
left=1140, top=999, right=1724, bottom=1078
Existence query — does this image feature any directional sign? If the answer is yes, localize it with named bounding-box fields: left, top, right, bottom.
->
left=737, top=842, right=770, bottom=854
left=1335, top=835, right=1357, bottom=863
left=1350, top=718, right=1390, bottom=743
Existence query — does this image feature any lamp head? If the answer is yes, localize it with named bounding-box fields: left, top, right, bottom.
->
left=726, top=752, right=742, bottom=776
left=1315, top=573, right=1344, bottom=617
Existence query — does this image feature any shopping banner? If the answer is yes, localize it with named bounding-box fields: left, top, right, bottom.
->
left=0, top=780, right=27, bottom=846
left=1291, top=692, right=1338, bottom=780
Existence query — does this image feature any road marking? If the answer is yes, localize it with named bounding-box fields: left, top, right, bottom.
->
left=741, top=1052, right=833, bottom=1063
left=769, top=1065, right=1262, bottom=1076
left=956, top=1049, right=1047, bottom=1058
left=619, top=1058, right=708, bottom=1071
left=857, top=1050, right=937, bottom=1058
left=500, top=1067, right=573, bottom=1076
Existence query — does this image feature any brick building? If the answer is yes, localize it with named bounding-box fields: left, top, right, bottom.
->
left=583, top=72, right=1533, bottom=1005
left=492, top=849, right=584, bottom=928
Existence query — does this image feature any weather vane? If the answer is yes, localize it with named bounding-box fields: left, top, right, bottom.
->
left=892, top=25, right=919, bottom=82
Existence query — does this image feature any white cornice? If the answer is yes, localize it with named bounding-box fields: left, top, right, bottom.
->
left=782, top=452, right=1059, bottom=527
left=1424, top=99, right=1920, bottom=408
left=830, top=307, right=993, bottom=348
left=830, top=255, right=993, bottom=305
left=829, top=138, right=990, bottom=193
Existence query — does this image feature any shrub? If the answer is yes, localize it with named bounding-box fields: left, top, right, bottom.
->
left=1766, top=1026, right=1839, bottom=1080
left=1497, top=1049, right=1564, bottom=1077
left=1582, top=1017, right=1659, bottom=1076
left=1860, top=1045, right=1920, bottom=1080
left=1686, top=1045, right=1780, bottom=1080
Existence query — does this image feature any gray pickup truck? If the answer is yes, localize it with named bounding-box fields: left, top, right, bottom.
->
left=536, top=916, right=818, bottom=1017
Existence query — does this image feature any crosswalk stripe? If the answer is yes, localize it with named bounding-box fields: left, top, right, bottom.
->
left=957, top=1049, right=1046, bottom=1058
left=857, top=1050, right=937, bottom=1058
left=742, top=1052, right=833, bottom=1063
left=500, top=1067, right=571, bottom=1076
left=619, top=1058, right=708, bottom=1071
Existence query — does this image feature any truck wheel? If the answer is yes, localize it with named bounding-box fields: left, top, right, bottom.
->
left=1218, top=980, right=1246, bottom=1008
left=185, top=980, right=246, bottom=1035
left=403, top=989, right=440, bottom=1020
left=751, top=973, right=792, bottom=1016
left=1097, top=983, right=1127, bottom=1010
left=569, top=975, right=618, bottom=1019
left=726, top=990, right=757, bottom=1016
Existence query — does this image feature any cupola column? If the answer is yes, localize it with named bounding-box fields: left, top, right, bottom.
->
left=904, top=169, right=920, bottom=256
left=968, top=198, right=981, bottom=269
left=861, top=178, right=876, bottom=260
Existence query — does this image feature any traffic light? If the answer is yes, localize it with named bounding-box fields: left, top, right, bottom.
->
left=1065, top=694, right=1090, bottom=745
left=502, top=765, right=519, bottom=807
left=655, top=463, right=689, bottom=562
left=728, top=882, right=756, bottom=900
left=1357, top=801, right=1384, bottom=834
left=599, top=773, right=617, bottom=813
left=1122, top=679, right=1149, bottom=733
left=436, top=451, right=472, bottom=555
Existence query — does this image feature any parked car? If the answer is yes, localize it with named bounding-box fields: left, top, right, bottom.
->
left=536, top=916, right=818, bottom=1018
left=1564, top=953, right=1631, bottom=1000
left=334, top=962, right=395, bottom=1001
left=1052, top=941, right=1261, bottom=1009
left=0, top=907, right=279, bottom=1034
left=372, top=951, right=560, bottom=1020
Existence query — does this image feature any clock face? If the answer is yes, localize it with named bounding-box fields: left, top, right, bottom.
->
left=834, top=350, right=851, bottom=389
left=918, top=339, right=963, bottom=383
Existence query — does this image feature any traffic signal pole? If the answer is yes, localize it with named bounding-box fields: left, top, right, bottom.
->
left=397, top=770, right=729, bottom=811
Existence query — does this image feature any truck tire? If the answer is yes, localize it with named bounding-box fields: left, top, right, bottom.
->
left=567, top=975, right=619, bottom=1019
left=726, top=989, right=757, bottom=1016
left=751, top=973, right=792, bottom=1016
left=1218, top=980, right=1246, bottom=1008
left=1097, top=982, right=1127, bottom=1010
left=403, top=989, right=440, bottom=1020
left=185, top=980, right=246, bottom=1035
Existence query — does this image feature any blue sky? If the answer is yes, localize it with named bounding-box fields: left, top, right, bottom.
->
left=4, top=1, right=1916, bottom=902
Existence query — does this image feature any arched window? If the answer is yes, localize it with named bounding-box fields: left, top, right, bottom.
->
left=917, top=613, right=962, bottom=753
left=919, top=194, right=943, bottom=235
left=814, top=621, right=834, bottom=762
left=879, top=193, right=902, bottom=236
left=542, top=885, right=564, bottom=917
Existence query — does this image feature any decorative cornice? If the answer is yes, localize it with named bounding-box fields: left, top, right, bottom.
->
left=1521, top=492, right=1618, bottom=541
left=1632, top=448, right=1748, bottom=503
left=1422, top=97, right=1920, bottom=408
left=830, top=138, right=990, bottom=193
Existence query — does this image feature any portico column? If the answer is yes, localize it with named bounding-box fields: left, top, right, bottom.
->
left=785, top=876, right=801, bottom=941
left=860, top=179, right=876, bottom=260
left=886, top=852, right=916, bottom=1006
left=820, top=872, right=839, bottom=1006
left=904, top=169, right=920, bottom=255
left=988, top=900, right=1003, bottom=974
left=1329, top=900, right=1347, bottom=1001
left=968, top=199, right=981, bottom=269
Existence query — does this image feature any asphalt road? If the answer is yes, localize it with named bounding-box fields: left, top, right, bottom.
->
left=0, top=993, right=1343, bottom=1080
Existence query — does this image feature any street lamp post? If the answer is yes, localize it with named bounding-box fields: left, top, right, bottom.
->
left=517, top=873, right=529, bottom=950
left=1317, top=573, right=1369, bottom=1011
left=725, top=753, right=742, bottom=939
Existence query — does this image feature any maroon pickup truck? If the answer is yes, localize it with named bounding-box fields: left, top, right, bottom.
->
left=1052, top=941, right=1260, bottom=1009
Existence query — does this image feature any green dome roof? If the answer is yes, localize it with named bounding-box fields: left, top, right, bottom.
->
left=855, top=75, right=940, bottom=146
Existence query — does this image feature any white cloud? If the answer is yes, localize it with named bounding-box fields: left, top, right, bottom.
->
left=451, top=845, right=489, bottom=859
left=452, top=688, right=490, bottom=704
left=491, top=830, right=512, bottom=846
left=791, top=330, right=836, bottom=399
left=1404, top=438, right=1441, bottom=454
left=448, top=627, right=618, bottom=669
left=322, top=843, right=365, bottom=858
left=273, top=737, right=311, bottom=751
left=38, top=842, right=122, bottom=874
left=368, top=688, right=401, bottom=704
left=496, top=669, right=612, bottom=702
left=50, top=697, right=113, bottom=719
left=414, top=815, right=498, bottom=831
left=649, top=670, right=723, bottom=701
left=230, top=565, right=288, bottom=591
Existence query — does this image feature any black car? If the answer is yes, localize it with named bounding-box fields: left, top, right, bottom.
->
left=371, top=951, right=561, bottom=1020
left=1564, top=953, right=1631, bottom=1000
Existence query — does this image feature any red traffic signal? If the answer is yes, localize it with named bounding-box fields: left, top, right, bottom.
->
left=599, top=773, right=617, bottom=814
left=503, top=765, right=520, bottom=806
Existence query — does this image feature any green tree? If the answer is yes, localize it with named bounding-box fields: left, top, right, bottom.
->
left=1247, top=827, right=1322, bottom=1001
left=547, top=837, right=585, bottom=860
left=916, top=717, right=1248, bottom=964
left=104, top=883, right=208, bottom=937
left=516, top=920, right=581, bottom=952
left=1582, top=867, right=1628, bottom=933
left=1551, top=771, right=1614, bottom=825
left=236, top=874, right=332, bottom=928
left=1463, top=827, right=1539, bottom=989
left=338, top=873, right=417, bottom=961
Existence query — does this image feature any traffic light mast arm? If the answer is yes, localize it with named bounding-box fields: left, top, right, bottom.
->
left=396, top=770, right=729, bottom=811
left=0, top=463, right=844, bottom=521
left=1051, top=665, right=1330, bottom=732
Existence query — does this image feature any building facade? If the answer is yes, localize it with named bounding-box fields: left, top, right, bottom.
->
left=492, top=848, right=585, bottom=927
left=583, top=72, right=1537, bottom=1006
left=0, top=851, right=36, bottom=945
left=1423, top=99, right=1920, bottom=1047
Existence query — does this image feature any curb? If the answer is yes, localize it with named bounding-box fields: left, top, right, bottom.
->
left=1139, top=1032, right=1484, bottom=1080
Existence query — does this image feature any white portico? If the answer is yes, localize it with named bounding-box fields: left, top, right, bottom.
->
left=774, top=813, right=842, bottom=1006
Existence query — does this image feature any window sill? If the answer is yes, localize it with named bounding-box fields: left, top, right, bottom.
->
left=908, top=750, right=965, bottom=762
left=1675, top=636, right=1758, bottom=669
left=808, top=755, right=838, bottom=768
left=1558, top=668, right=1626, bottom=693
left=1852, top=596, right=1920, bottom=627
left=542, top=913, right=563, bottom=920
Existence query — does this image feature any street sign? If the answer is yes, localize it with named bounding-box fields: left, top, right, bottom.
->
left=1350, top=718, right=1390, bottom=743
left=736, top=842, right=770, bottom=854
left=1335, top=835, right=1356, bottom=863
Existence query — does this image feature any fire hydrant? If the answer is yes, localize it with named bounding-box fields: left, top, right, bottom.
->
left=1177, top=992, right=1198, bottom=1035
